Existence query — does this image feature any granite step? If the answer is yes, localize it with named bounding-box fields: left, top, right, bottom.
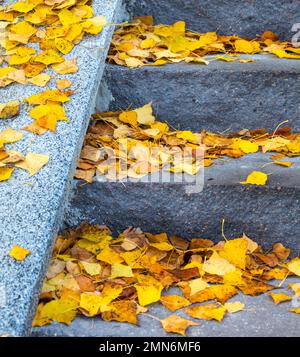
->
left=126, top=0, right=300, bottom=40
left=0, top=0, right=123, bottom=337
left=32, top=278, right=300, bottom=337
left=65, top=153, right=300, bottom=250
left=103, top=56, right=300, bottom=133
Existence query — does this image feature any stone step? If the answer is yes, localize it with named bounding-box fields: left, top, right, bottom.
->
left=0, top=0, right=123, bottom=337
left=125, top=0, right=299, bottom=40
left=65, top=153, right=300, bottom=249
left=102, top=56, right=300, bottom=133
left=32, top=278, right=300, bottom=337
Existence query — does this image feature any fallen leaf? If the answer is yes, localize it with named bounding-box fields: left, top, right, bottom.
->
left=161, top=315, right=198, bottom=336
left=269, top=292, right=292, bottom=305
left=160, top=295, right=190, bottom=311
left=0, top=100, right=20, bottom=119
left=9, top=245, right=30, bottom=261
left=240, top=171, right=268, bottom=186
left=185, top=304, right=226, bottom=321
left=16, top=153, right=49, bottom=176
left=224, top=301, right=245, bottom=313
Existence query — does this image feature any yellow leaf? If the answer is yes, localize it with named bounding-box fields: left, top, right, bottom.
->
left=160, top=295, right=190, bottom=312
left=124, top=57, right=144, bottom=68
left=78, top=224, right=112, bottom=243
left=9, top=245, right=30, bottom=261
left=203, top=251, right=236, bottom=276
left=289, top=283, right=300, bottom=296
left=56, top=79, right=71, bottom=90
left=119, top=110, right=138, bottom=127
left=12, top=2, right=36, bottom=13
left=83, top=16, right=107, bottom=35
left=235, top=39, right=260, bottom=54
left=110, top=263, right=134, bottom=278
left=219, top=237, right=248, bottom=269
left=209, top=284, right=238, bottom=304
left=216, top=55, right=237, bottom=62
left=30, top=104, right=67, bottom=127
left=58, top=9, right=81, bottom=26
left=81, top=261, right=101, bottom=276
left=161, top=315, right=198, bottom=336
left=55, top=38, right=74, bottom=55
left=287, top=257, right=300, bottom=276
left=289, top=308, right=300, bottom=314
left=224, top=301, right=245, bottom=313
left=120, top=249, right=144, bottom=268
left=15, top=152, right=49, bottom=176
left=149, top=242, right=174, bottom=251
left=134, top=102, right=155, bottom=125
left=0, top=167, right=14, bottom=181
left=223, top=269, right=244, bottom=286
left=0, top=128, right=23, bottom=143
left=188, top=278, right=209, bottom=296
left=238, top=139, right=259, bottom=154
left=28, top=74, right=51, bottom=87
left=40, top=298, right=78, bottom=324
left=96, top=246, right=123, bottom=264
left=0, top=100, right=20, bottom=119
left=34, top=49, right=64, bottom=65
left=79, top=293, right=110, bottom=316
left=240, top=171, right=268, bottom=186
left=135, top=283, right=163, bottom=306
left=176, top=130, right=197, bottom=142
left=102, top=300, right=138, bottom=324
left=185, top=304, right=226, bottom=321
left=273, top=160, right=293, bottom=167
left=52, top=59, right=78, bottom=74
left=272, top=49, right=300, bottom=59
left=269, top=292, right=292, bottom=305
left=140, top=38, right=156, bottom=49
left=26, top=89, right=70, bottom=105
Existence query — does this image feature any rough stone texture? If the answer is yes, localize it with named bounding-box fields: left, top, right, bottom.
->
left=104, top=56, right=300, bottom=133
left=32, top=279, right=300, bottom=337
left=0, top=0, right=122, bottom=337
left=126, top=0, right=300, bottom=40
left=65, top=153, right=300, bottom=249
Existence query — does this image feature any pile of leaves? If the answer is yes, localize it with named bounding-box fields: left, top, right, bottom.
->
left=0, top=0, right=106, bottom=181
left=108, top=17, right=300, bottom=68
left=34, top=223, right=300, bottom=335
left=75, top=103, right=299, bottom=185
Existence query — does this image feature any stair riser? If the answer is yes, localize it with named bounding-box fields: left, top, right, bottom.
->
left=103, top=63, right=300, bottom=132
left=66, top=181, right=300, bottom=249
left=126, top=0, right=299, bottom=40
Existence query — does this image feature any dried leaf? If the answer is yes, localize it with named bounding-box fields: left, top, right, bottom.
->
left=9, top=245, right=30, bottom=261
left=161, top=315, right=198, bottom=336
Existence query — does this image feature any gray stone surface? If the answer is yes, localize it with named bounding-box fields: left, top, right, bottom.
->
left=32, top=279, right=300, bottom=337
left=0, top=0, right=122, bottom=336
left=126, top=0, right=300, bottom=40
left=103, top=55, right=300, bottom=133
left=66, top=153, right=300, bottom=249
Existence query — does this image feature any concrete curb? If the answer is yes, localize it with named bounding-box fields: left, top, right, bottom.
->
left=0, top=0, right=123, bottom=336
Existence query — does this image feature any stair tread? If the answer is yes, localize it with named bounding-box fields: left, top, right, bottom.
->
left=107, top=54, right=300, bottom=73
left=127, top=0, right=299, bottom=40
left=103, top=56, right=300, bottom=132
left=93, top=153, right=300, bottom=189
left=32, top=277, right=300, bottom=337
